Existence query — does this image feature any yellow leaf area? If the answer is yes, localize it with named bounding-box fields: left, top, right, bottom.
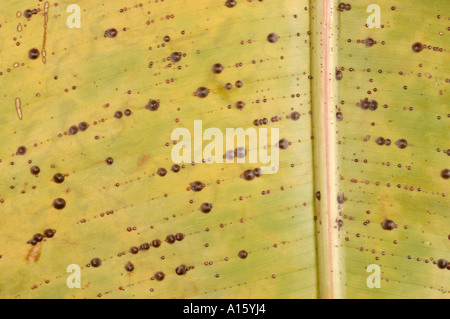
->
left=0, top=1, right=316, bottom=298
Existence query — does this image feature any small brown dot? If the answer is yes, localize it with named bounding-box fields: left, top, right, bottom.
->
left=437, top=259, right=448, bottom=269
left=78, top=122, right=89, bottom=131
left=53, top=173, right=65, bottom=184
left=212, top=63, right=224, bottom=74
left=68, top=126, right=78, bottom=135
left=28, top=48, right=40, bottom=60
left=146, top=99, right=160, bottom=111
left=238, top=250, right=248, bottom=259
left=381, top=219, right=395, bottom=230
left=52, top=198, right=66, bottom=210
left=200, top=203, right=213, bottom=213
left=225, top=0, right=237, bottom=8
left=166, top=235, right=176, bottom=244
left=30, top=166, right=40, bottom=175
left=441, top=169, right=450, bottom=179
left=155, top=271, right=165, bottom=281
left=124, top=262, right=134, bottom=272
left=396, top=139, right=408, bottom=149
left=157, top=168, right=167, bottom=177
left=412, top=42, right=423, bottom=53
left=44, top=229, right=55, bottom=238
left=196, top=87, right=209, bottom=98
left=170, top=52, right=182, bottom=62
left=33, top=233, right=44, bottom=242
left=90, top=258, right=102, bottom=268
left=175, top=265, right=187, bottom=275
left=236, top=101, right=245, bottom=109
left=106, top=28, right=118, bottom=38
left=17, top=146, right=27, bottom=156
left=152, top=239, right=161, bottom=248
left=267, top=33, right=279, bottom=43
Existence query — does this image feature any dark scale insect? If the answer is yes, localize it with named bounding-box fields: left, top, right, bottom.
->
left=124, top=109, right=132, bottom=116
left=315, top=191, right=321, bottom=201
left=200, top=203, right=213, bottom=213
left=157, top=168, right=167, bottom=177
left=152, top=239, right=161, bottom=248
left=105, top=28, right=118, bottom=38
left=360, top=99, right=370, bottom=110
left=335, top=70, right=343, bottom=80
left=337, top=193, right=345, bottom=204
left=190, top=181, right=204, bottom=192
left=338, top=3, right=345, bottom=11
left=140, top=243, right=150, bottom=251
left=441, top=169, right=450, bottom=179
left=28, top=48, right=40, bottom=60
left=166, top=235, right=176, bottom=244
left=17, top=146, right=27, bottom=156
left=30, top=166, right=40, bottom=175
left=175, top=233, right=184, bottom=241
left=381, top=219, right=395, bottom=230
left=235, top=80, right=243, bottom=88
left=163, top=36, right=170, bottom=42
left=53, top=173, right=65, bottom=184
left=396, top=139, right=408, bottom=149
left=238, top=250, right=248, bottom=259
left=24, top=9, right=33, bottom=18
left=253, top=168, right=262, bottom=177
left=78, top=122, right=89, bottom=131
left=291, top=111, right=300, bottom=120
left=130, top=246, right=139, bottom=254
left=124, top=262, right=134, bottom=272
left=155, top=272, right=165, bottom=281
left=196, top=87, right=209, bottom=98
left=344, top=3, right=352, bottom=11
left=337, top=219, right=344, bottom=228
left=170, top=52, right=182, bottom=62
left=52, top=198, right=66, bottom=210
left=90, top=258, right=102, bottom=268
left=278, top=139, right=289, bottom=149
left=68, top=125, right=78, bottom=135
left=175, top=265, right=187, bottom=275
left=106, top=157, right=114, bottom=165
left=235, top=147, right=247, bottom=158
left=243, top=169, right=255, bottom=181
left=44, top=229, right=55, bottom=238
left=412, top=42, right=423, bottom=53
left=365, top=38, right=375, bottom=47
left=212, top=63, right=224, bottom=74
left=226, top=150, right=235, bottom=160
left=225, top=0, right=237, bottom=8
left=336, top=112, right=343, bottom=120
left=33, top=233, right=44, bottom=242
left=236, top=101, right=245, bottom=109
left=114, top=111, right=123, bottom=119
left=267, top=33, right=279, bottom=43
left=146, top=99, right=160, bottom=111
left=171, top=164, right=180, bottom=173
left=376, top=137, right=385, bottom=146
left=437, top=259, right=448, bottom=269
left=368, top=100, right=378, bottom=111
